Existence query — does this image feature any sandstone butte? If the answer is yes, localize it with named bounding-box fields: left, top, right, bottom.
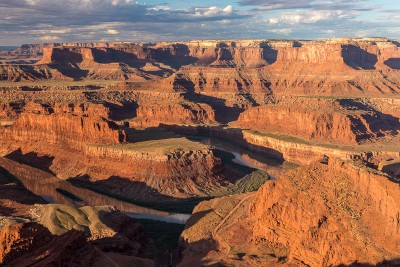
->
left=0, top=38, right=399, bottom=266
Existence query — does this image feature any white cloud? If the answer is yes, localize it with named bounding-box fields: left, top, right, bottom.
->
left=148, top=6, right=170, bottom=11
left=267, top=28, right=293, bottom=35
left=194, top=5, right=234, bottom=17
left=266, top=18, right=279, bottom=24
left=223, top=5, right=234, bottom=13
left=49, top=28, right=71, bottom=34
left=268, top=10, right=356, bottom=25
left=40, top=35, right=60, bottom=41
left=107, top=29, right=119, bottom=34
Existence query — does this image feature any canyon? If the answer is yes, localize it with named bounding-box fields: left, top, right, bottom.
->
left=0, top=38, right=399, bottom=266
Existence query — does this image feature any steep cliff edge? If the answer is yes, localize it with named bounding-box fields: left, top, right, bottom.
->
left=0, top=102, right=125, bottom=150
left=233, top=98, right=399, bottom=144
left=129, top=102, right=216, bottom=128
left=178, top=158, right=400, bottom=266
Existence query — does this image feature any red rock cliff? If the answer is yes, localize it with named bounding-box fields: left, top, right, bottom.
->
left=0, top=102, right=125, bottom=150
left=249, top=159, right=400, bottom=266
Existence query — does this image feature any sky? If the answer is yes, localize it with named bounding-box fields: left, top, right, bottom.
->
left=1, top=0, right=400, bottom=45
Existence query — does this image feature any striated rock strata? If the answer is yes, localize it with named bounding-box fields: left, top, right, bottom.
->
left=129, top=102, right=216, bottom=128
left=233, top=98, right=399, bottom=144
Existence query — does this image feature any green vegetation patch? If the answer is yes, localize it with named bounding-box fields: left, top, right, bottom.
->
left=226, top=170, right=270, bottom=195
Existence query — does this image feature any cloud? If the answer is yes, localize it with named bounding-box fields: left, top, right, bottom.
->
left=40, top=35, right=60, bottom=41
left=239, top=0, right=312, bottom=10
left=238, top=0, right=375, bottom=12
left=192, top=5, right=235, bottom=18
left=107, top=29, right=119, bottom=34
left=267, top=28, right=293, bottom=35
left=268, top=9, right=356, bottom=24
left=0, top=0, right=398, bottom=45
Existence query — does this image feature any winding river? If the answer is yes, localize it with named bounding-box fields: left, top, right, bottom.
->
left=0, top=136, right=288, bottom=224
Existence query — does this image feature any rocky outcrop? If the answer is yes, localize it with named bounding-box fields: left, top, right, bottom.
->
left=0, top=64, right=69, bottom=81
left=129, top=102, right=216, bottom=128
left=0, top=222, right=97, bottom=266
left=233, top=98, right=399, bottom=144
left=0, top=102, right=126, bottom=150
left=80, top=142, right=224, bottom=197
left=0, top=206, right=155, bottom=267
left=250, top=159, right=400, bottom=266
left=178, top=158, right=400, bottom=266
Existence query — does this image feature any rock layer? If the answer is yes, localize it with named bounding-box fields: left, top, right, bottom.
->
left=233, top=98, right=399, bottom=144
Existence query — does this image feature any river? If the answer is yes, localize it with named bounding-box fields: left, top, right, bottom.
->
left=0, top=136, right=288, bottom=225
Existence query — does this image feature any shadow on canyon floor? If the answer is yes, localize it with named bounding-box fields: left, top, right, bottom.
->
left=336, top=259, right=400, bottom=266
left=5, top=149, right=55, bottom=174
left=338, top=99, right=400, bottom=140
left=104, top=101, right=138, bottom=121
left=68, top=175, right=214, bottom=214
left=50, top=64, right=89, bottom=81
left=0, top=166, right=47, bottom=215
left=93, top=209, right=155, bottom=256
left=174, top=78, right=246, bottom=124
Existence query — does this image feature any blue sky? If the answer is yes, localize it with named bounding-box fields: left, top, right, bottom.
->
left=1, top=0, right=399, bottom=45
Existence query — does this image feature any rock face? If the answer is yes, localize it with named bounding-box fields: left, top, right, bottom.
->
left=0, top=222, right=96, bottom=266
left=178, top=159, right=400, bottom=266
left=0, top=205, right=156, bottom=267
left=250, top=159, right=400, bottom=266
left=129, top=103, right=216, bottom=128
left=233, top=98, right=399, bottom=144
left=1, top=102, right=125, bottom=150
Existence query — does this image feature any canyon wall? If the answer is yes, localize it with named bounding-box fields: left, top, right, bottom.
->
left=233, top=98, right=399, bottom=144
left=0, top=102, right=125, bottom=150
left=2, top=38, right=399, bottom=97
left=129, top=103, right=216, bottom=128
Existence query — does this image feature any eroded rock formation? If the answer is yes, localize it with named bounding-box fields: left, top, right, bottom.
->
left=233, top=98, right=399, bottom=144
left=0, top=102, right=125, bottom=150
left=178, top=158, right=400, bottom=266
left=129, top=103, right=216, bottom=128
